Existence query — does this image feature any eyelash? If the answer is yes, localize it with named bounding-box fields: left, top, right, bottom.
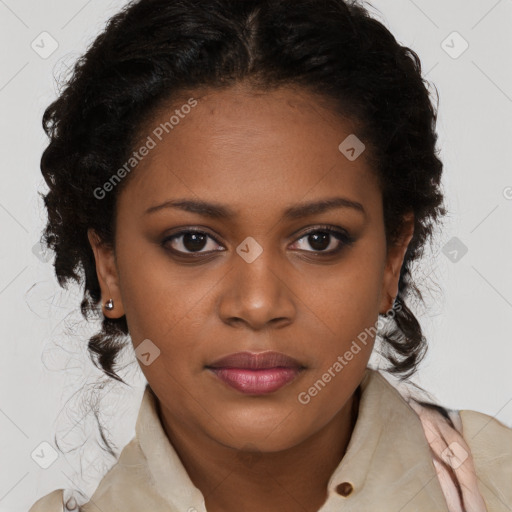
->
left=161, top=225, right=355, bottom=258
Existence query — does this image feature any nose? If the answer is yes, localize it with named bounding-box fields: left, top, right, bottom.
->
left=217, top=248, right=296, bottom=331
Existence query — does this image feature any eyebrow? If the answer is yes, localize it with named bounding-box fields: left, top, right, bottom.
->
left=144, top=196, right=366, bottom=220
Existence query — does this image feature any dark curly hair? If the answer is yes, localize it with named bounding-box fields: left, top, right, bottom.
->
left=40, top=0, right=446, bottom=391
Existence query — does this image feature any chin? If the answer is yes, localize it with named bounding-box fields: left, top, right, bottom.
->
left=209, top=414, right=309, bottom=453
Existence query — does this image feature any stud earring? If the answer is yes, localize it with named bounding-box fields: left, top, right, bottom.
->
left=104, top=298, right=114, bottom=311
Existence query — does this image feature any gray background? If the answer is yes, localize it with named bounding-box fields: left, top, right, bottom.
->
left=0, top=0, right=511, bottom=510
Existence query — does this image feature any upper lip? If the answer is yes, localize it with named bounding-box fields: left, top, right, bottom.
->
left=206, top=351, right=304, bottom=370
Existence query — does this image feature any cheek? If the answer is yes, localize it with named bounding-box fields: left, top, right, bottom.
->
left=295, top=245, right=385, bottom=396
left=294, top=270, right=379, bottom=425
left=116, top=236, right=207, bottom=334
left=303, top=253, right=384, bottom=335
left=116, top=249, right=221, bottom=381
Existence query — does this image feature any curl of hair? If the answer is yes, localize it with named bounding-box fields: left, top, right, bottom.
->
left=40, top=0, right=446, bottom=393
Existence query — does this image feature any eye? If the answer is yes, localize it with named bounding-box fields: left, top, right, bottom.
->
left=162, top=229, right=223, bottom=255
left=290, top=225, right=355, bottom=255
left=162, top=225, right=355, bottom=258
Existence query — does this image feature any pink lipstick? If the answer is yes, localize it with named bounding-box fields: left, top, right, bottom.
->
left=206, top=351, right=305, bottom=394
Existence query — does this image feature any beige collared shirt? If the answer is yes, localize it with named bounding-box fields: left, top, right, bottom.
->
left=29, top=368, right=512, bottom=511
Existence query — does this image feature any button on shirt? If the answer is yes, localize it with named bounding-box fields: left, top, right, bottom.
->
left=29, top=367, right=512, bottom=512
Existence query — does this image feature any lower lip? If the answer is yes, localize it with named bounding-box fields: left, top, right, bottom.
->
left=207, top=367, right=303, bottom=394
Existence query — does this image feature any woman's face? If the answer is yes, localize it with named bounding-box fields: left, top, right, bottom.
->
left=89, top=83, right=412, bottom=452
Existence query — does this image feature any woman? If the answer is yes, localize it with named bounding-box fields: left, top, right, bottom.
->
left=29, top=0, right=512, bottom=510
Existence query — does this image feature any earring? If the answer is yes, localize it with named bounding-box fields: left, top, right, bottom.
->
left=104, top=298, right=114, bottom=311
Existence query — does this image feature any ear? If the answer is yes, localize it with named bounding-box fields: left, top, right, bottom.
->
left=379, top=212, right=414, bottom=314
left=87, top=228, right=125, bottom=319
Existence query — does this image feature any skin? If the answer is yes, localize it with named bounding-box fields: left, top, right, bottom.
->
left=88, top=82, right=414, bottom=512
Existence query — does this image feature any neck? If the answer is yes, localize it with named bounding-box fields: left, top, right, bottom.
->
left=157, top=385, right=361, bottom=512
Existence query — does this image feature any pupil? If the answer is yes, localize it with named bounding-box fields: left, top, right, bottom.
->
left=183, top=232, right=207, bottom=252
left=309, top=232, right=330, bottom=251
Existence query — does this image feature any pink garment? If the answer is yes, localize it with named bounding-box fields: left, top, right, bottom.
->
left=408, top=399, right=488, bottom=512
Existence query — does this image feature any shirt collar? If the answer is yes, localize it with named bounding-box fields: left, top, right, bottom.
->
left=136, top=384, right=206, bottom=509
left=136, top=367, right=450, bottom=511
left=324, top=368, right=450, bottom=510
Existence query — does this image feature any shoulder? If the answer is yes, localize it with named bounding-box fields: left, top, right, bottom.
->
left=459, top=408, right=512, bottom=465
left=459, top=409, right=512, bottom=509
left=28, top=489, right=64, bottom=512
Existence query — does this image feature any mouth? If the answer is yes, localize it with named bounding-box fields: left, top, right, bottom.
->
left=205, top=351, right=306, bottom=395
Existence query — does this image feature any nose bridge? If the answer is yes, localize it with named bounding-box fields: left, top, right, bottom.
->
left=219, top=240, right=295, bottom=329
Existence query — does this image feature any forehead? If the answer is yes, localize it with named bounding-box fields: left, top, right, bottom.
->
left=117, top=84, right=380, bottom=222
